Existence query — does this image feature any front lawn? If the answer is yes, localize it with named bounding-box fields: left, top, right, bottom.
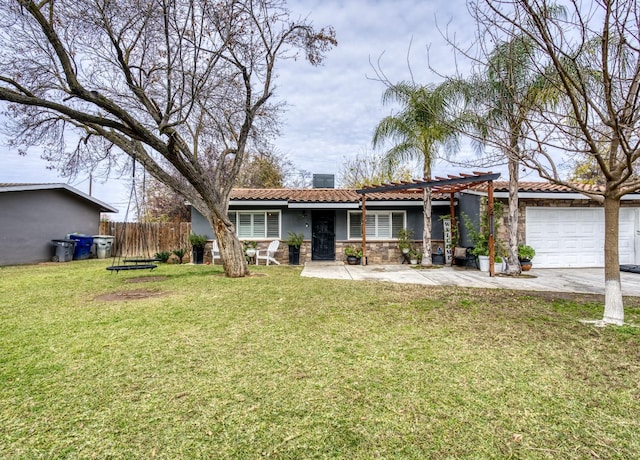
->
left=1, top=261, right=639, bottom=458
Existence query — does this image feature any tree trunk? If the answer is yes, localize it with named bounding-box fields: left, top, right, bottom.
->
left=602, top=194, right=624, bottom=325
left=212, top=217, right=249, bottom=278
left=505, top=156, right=522, bottom=275
left=422, top=187, right=433, bottom=267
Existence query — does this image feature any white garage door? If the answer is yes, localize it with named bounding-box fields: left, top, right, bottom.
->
left=525, top=207, right=638, bottom=268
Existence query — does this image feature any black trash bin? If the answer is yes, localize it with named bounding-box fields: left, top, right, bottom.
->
left=51, top=239, right=76, bottom=262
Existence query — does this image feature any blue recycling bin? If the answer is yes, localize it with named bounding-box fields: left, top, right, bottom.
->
left=68, top=234, right=94, bottom=260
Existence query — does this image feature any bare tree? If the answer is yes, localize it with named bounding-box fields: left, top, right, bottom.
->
left=0, top=0, right=335, bottom=277
left=338, top=149, right=414, bottom=189
left=469, top=0, right=640, bottom=325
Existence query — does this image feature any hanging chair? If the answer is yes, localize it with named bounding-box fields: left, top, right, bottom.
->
left=107, top=158, right=158, bottom=273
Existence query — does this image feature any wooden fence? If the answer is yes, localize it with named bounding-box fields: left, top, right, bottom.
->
left=99, top=221, right=192, bottom=257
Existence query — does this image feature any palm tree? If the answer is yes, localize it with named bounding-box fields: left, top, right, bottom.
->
left=456, top=34, right=559, bottom=275
left=454, top=5, right=565, bottom=275
left=372, top=82, right=459, bottom=266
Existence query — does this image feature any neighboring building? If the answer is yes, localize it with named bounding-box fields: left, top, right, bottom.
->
left=0, top=183, right=118, bottom=266
left=192, top=180, right=640, bottom=268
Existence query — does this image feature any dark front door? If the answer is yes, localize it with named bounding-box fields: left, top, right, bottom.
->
left=312, top=211, right=335, bottom=260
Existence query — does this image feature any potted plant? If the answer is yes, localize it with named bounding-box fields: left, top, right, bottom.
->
left=243, top=240, right=258, bottom=259
left=518, top=244, right=536, bottom=271
left=397, top=228, right=413, bottom=254
left=344, top=245, right=363, bottom=265
left=463, top=199, right=506, bottom=272
left=189, top=233, right=208, bottom=264
left=286, top=232, right=304, bottom=265
left=495, top=255, right=505, bottom=273
left=408, top=248, right=421, bottom=265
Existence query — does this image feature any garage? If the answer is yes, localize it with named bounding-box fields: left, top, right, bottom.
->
left=526, top=207, right=639, bottom=268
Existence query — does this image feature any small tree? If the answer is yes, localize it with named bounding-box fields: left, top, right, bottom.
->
left=235, top=149, right=294, bottom=189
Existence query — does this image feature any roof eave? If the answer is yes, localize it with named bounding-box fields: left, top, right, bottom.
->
left=0, top=183, right=118, bottom=213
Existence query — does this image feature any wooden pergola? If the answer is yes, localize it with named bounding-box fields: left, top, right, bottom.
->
left=356, top=171, right=502, bottom=276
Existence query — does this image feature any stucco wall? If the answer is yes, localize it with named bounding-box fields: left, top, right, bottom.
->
left=0, top=189, right=102, bottom=266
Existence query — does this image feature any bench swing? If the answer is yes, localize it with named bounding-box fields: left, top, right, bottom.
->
left=106, top=157, right=159, bottom=273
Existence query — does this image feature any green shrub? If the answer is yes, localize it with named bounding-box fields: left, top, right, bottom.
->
left=172, top=248, right=187, bottom=263
left=154, top=251, right=171, bottom=263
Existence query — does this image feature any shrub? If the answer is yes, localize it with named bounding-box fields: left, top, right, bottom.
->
left=286, top=232, right=304, bottom=248
left=172, top=248, right=187, bottom=264
left=344, top=245, right=363, bottom=258
left=189, top=233, right=208, bottom=249
left=154, top=251, right=171, bottom=263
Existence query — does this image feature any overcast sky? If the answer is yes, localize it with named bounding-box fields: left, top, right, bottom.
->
left=0, top=0, right=516, bottom=217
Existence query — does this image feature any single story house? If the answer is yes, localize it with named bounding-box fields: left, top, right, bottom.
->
left=191, top=179, right=640, bottom=269
left=0, top=183, right=118, bottom=266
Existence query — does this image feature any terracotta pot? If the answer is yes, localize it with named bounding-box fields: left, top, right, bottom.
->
left=520, top=259, right=532, bottom=271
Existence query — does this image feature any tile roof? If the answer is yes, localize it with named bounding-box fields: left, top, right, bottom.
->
left=486, top=181, right=605, bottom=193
left=231, top=188, right=430, bottom=203
left=231, top=181, right=622, bottom=203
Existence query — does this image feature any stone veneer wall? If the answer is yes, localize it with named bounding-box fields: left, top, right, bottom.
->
left=337, top=240, right=445, bottom=264
left=202, top=240, right=297, bottom=265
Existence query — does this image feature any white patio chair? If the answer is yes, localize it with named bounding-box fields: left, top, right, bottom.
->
left=256, top=240, right=280, bottom=265
left=211, top=240, right=221, bottom=265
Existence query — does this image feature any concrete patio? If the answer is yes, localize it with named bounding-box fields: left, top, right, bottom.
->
left=301, top=263, right=640, bottom=297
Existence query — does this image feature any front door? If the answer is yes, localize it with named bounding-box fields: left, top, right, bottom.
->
left=312, top=211, right=335, bottom=260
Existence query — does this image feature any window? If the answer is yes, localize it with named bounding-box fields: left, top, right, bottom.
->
left=348, top=211, right=406, bottom=239
left=228, top=211, right=280, bottom=239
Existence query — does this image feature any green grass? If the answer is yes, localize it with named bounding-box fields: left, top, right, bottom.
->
left=1, top=260, right=640, bottom=459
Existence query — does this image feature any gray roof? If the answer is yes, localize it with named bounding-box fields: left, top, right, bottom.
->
left=0, top=183, right=118, bottom=213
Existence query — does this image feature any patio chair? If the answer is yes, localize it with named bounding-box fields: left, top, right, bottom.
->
left=453, top=246, right=478, bottom=269
left=211, top=240, right=221, bottom=265
left=256, top=240, right=280, bottom=265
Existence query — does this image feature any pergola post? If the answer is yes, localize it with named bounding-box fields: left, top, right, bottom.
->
left=449, top=191, right=456, bottom=246
left=488, top=180, right=495, bottom=277
left=361, top=194, right=367, bottom=265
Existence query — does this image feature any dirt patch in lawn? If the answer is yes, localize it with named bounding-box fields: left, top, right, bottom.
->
left=95, top=289, right=167, bottom=302
left=124, top=276, right=168, bottom=284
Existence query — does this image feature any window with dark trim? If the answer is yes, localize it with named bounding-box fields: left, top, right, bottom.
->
left=348, top=211, right=406, bottom=239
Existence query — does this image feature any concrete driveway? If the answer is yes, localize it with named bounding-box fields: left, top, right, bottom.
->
left=301, top=263, right=640, bottom=297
